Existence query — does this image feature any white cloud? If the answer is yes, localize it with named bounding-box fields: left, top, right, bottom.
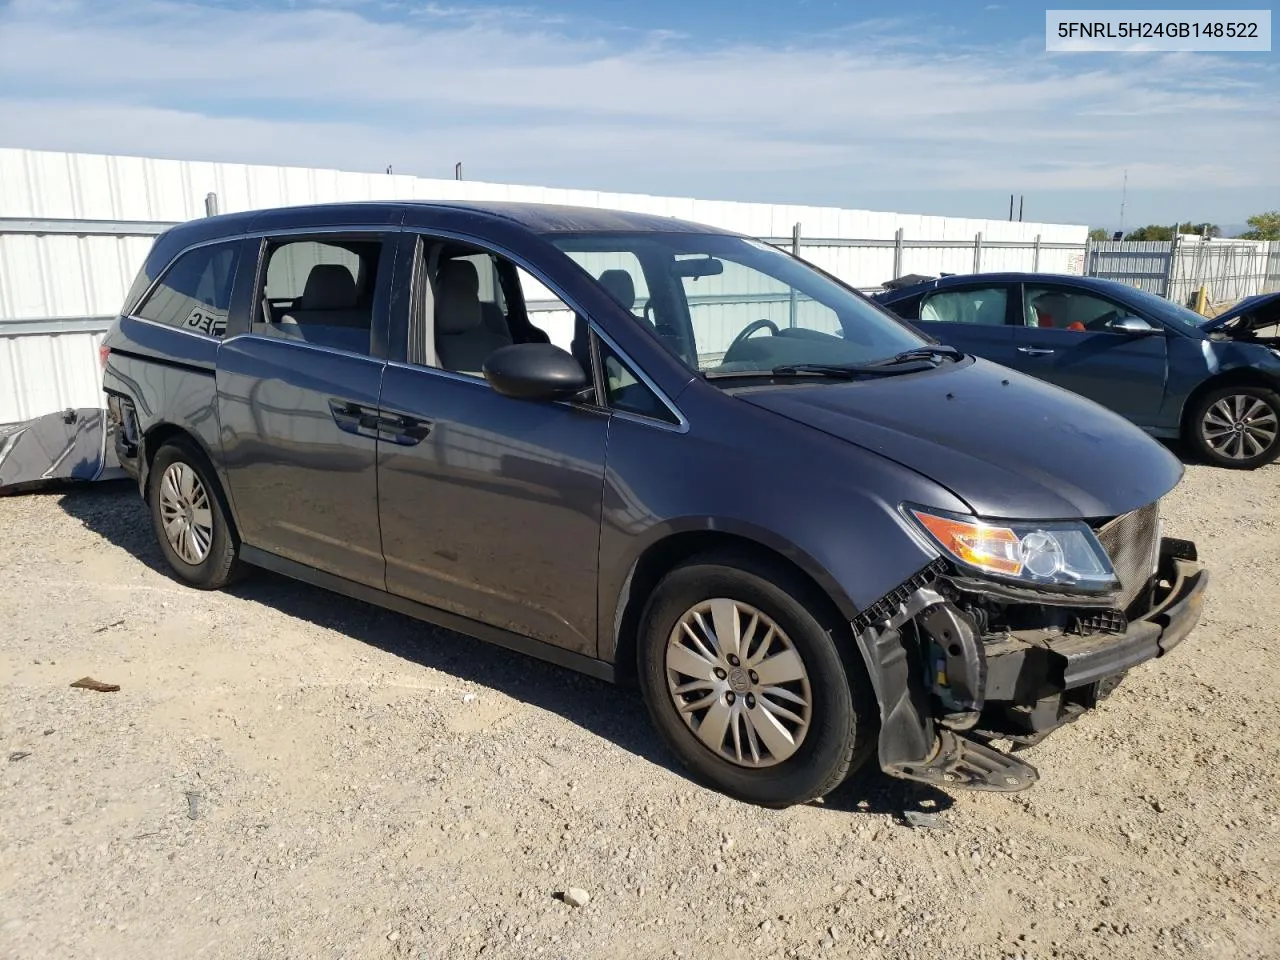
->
left=0, top=0, right=1274, bottom=209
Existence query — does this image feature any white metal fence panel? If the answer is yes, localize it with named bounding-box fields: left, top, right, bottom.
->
left=0, top=233, right=158, bottom=322
left=0, top=329, right=105, bottom=424
left=1167, top=237, right=1276, bottom=306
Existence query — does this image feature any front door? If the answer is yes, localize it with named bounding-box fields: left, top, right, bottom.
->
left=216, top=233, right=396, bottom=589
left=1003, top=283, right=1169, bottom=426
left=377, top=236, right=609, bottom=655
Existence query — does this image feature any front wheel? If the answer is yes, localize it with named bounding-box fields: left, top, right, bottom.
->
left=637, top=554, right=869, bottom=807
left=1187, top=385, right=1280, bottom=469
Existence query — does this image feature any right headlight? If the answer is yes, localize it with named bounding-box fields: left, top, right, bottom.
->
left=905, top=505, right=1117, bottom=592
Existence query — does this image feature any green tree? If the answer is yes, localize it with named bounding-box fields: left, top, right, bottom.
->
left=1124, top=225, right=1174, bottom=241
left=1124, top=222, right=1221, bottom=241
left=1088, top=228, right=1110, bottom=241
left=1240, top=211, right=1280, bottom=240
left=1177, top=221, right=1220, bottom=238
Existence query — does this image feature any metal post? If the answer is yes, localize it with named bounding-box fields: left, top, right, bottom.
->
left=893, top=227, right=904, bottom=279
left=1033, top=234, right=1042, bottom=272
left=1162, top=234, right=1180, bottom=300
left=973, top=232, right=983, bottom=273
left=455, top=162, right=463, bottom=181
left=789, top=222, right=801, bottom=327
left=204, top=192, right=219, bottom=217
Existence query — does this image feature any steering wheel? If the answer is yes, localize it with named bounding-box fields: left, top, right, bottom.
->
left=727, top=318, right=780, bottom=354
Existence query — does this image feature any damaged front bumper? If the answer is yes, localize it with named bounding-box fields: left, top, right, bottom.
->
left=854, top=537, right=1207, bottom=793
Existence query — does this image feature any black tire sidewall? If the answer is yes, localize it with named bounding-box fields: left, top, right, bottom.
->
left=637, top=558, right=861, bottom=808
left=1188, top=386, right=1280, bottom=469
left=147, top=439, right=239, bottom=589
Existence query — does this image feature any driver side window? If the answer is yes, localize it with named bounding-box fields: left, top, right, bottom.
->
left=1024, top=286, right=1126, bottom=332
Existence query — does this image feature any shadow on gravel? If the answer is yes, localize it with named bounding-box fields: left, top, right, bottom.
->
left=58, top=480, right=956, bottom=820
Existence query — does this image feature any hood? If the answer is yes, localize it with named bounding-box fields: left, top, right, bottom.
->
left=738, top=357, right=1183, bottom=520
left=1202, top=290, right=1280, bottom=334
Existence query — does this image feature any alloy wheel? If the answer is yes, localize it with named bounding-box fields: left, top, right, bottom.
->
left=1201, top=394, right=1279, bottom=461
left=158, top=461, right=214, bottom=565
left=665, top=599, right=813, bottom=768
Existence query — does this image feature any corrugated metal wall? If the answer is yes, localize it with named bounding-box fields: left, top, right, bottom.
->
left=0, top=147, right=1088, bottom=425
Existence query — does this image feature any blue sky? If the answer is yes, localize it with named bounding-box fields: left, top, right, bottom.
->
left=0, top=0, right=1275, bottom=230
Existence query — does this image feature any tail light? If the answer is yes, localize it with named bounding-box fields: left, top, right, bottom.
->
left=99, top=344, right=110, bottom=373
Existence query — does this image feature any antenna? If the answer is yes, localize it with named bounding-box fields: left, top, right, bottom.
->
left=1119, top=168, right=1128, bottom=235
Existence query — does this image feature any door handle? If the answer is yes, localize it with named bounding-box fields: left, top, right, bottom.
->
left=1016, top=346, right=1056, bottom=356
left=328, top=399, right=381, bottom=438
left=378, top=414, right=432, bottom=446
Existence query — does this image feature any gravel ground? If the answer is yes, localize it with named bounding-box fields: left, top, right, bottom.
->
left=2, top=462, right=1278, bottom=960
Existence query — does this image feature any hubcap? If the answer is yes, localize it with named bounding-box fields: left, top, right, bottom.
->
left=158, top=462, right=214, bottom=565
left=1202, top=395, right=1278, bottom=461
left=664, top=599, right=812, bottom=768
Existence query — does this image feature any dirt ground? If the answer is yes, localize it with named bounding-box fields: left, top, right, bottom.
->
left=1, top=460, right=1277, bottom=960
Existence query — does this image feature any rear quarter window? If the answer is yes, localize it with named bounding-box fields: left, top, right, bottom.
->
left=133, top=241, right=241, bottom=337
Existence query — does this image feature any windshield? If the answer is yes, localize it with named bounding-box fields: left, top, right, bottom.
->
left=1119, top=284, right=1215, bottom=330
left=548, top=232, right=926, bottom=376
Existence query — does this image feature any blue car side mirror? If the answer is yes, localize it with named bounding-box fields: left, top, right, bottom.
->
left=1108, top=315, right=1159, bottom=335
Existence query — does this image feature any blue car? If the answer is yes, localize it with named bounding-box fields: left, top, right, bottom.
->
left=876, top=274, right=1280, bottom=469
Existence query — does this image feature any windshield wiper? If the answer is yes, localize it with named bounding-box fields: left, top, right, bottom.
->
left=869, top=345, right=963, bottom=366
left=769, top=347, right=961, bottom=379
left=767, top=362, right=906, bottom=379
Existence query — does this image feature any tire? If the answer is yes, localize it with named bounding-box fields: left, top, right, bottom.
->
left=636, top=552, right=871, bottom=808
left=1186, top=385, right=1280, bottom=470
left=147, top=438, right=242, bottom=590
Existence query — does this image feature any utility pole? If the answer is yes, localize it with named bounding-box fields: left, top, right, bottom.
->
left=1018, top=195, right=1024, bottom=222
left=1119, top=168, right=1128, bottom=236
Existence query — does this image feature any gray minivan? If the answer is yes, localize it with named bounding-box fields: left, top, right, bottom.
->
left=101, top=201, right=1207, bottom=807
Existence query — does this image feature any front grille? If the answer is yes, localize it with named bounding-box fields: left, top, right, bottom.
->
left=1094, top=501, right=1161, bottom=610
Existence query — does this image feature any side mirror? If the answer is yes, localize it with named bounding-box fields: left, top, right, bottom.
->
left=1107, top=315, right=1159, bottom=335
left=483, top=343, right=587, bottom=401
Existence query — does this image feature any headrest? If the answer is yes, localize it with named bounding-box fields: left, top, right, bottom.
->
left=436, top=260, right=482, bottom=335
left=300, top=264, right=358, bottom=310
left=1031, top=291, right=1073, bottom=326
left=598, top=269, right=636, bottom=309
left=449, top=259, right=482, bottom=295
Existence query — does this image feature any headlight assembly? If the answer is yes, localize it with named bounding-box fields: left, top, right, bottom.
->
left=905, top=505, right=1116, bottom=591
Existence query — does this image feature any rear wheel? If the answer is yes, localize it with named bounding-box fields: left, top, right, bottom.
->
left=1187, top=385, right=1280, bottom=469
left=637, top=553, right=869, bottom=807
left=147, top=438, right=242, bottom=589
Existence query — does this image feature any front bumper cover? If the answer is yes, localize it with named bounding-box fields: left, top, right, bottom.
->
left=854, top=538, right=1207, bottom=792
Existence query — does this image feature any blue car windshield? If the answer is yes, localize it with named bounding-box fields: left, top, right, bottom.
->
left=548, top=232, right=926, bottom=376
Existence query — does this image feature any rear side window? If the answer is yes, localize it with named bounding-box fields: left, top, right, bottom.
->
left=919, top=287, right=1009, bottom=326
left=134, top=242, right=240, bottom=337
left=256, top=238, right=385, bottom=355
